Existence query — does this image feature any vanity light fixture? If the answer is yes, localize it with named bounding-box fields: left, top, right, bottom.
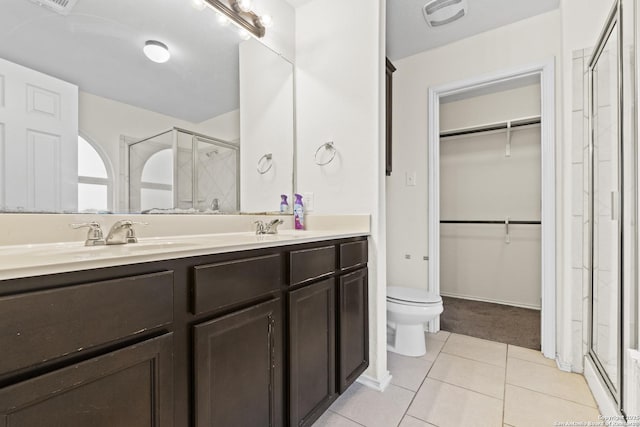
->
left=201, top=0, right=267, bottom=38
left=191, top=0, right=207, bottom=11
left=143, top=40, right=171, bottom=63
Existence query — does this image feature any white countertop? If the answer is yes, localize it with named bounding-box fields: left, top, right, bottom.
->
left=0, top=229, right=369, bottom=280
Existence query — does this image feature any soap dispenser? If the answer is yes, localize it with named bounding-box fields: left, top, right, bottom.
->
left=293, top=193, right=304, bottom=230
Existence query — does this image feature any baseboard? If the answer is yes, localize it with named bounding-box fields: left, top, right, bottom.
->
left=440, top=292, right=542, bottom=311
left=356, top=371, right=392, bottom=392
left=555, top=358, right=572, bottom=373
left=584, top=356, right=619, bottom=419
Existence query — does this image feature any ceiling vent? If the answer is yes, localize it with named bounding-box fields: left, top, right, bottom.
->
left=422, top=0, right=468, bottom=28
left=27, top=0, right=79, bottom=15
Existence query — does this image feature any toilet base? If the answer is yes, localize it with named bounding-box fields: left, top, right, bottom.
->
left=387, top=323, right=426, bottom=357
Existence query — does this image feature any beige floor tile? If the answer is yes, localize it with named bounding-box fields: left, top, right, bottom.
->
left=329, top=383, right=414, bottom=427
left=312, top=411, right=364, bottom=426
left=420, top=333, right=446, bottom=362
left=506, top=357, right=596, bottom=407
left=504, top=384, right=600, bottom=427
left=441, top=333, right=507, bottom=367
left=508, top=345, right=556, bottom=367
left=428, top=352, right=505, bottom=399
left=399, top=415, right=438, bottom=427
left=407, top=378, right=503, bottom=427
left=427, top=330, right=451, bottom=342
left=388, top=351, right=433, bottom=391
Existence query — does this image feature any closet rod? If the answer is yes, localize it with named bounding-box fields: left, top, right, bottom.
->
left=440, top=220, right=541, bottom=225
left=440, top=116, right=541, bottom=138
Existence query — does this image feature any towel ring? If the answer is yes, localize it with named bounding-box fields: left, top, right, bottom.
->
left=257, top=153, right=273, bottom=174
left=314, top=142, right=336, bottom=166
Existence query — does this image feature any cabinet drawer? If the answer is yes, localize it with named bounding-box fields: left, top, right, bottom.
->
left=0, top=271, right=173, bottom=377
left=193, top=254, right=282, bottom=315
left=290, top=245, right=336, bottom=286
left=339, top=240, right=368, bottom=271
left=0, top=333, right=173, bottom=427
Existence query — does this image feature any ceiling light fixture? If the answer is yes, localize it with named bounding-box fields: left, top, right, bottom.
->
left=143, top=40, right=171, bottom=63
left=422, top=0, right=468, bottom=27
left=201, top=0, right=267, bottom=38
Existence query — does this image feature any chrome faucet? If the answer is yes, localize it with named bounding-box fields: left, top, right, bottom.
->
left=106, top=220, right=147, bottom=245
left=71, top=222, right=105, bottom=246
left=254, top=219, right=284, bottom=235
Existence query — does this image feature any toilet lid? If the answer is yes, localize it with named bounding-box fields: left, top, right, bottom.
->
left=387, top=286, right=442, bottom=304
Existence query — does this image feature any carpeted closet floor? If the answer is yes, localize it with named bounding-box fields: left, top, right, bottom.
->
left=440, top=296, right=541, bottom=350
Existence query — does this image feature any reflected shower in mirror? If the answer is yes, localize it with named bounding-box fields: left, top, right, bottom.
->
left=0, top=0, right=294, bottom=214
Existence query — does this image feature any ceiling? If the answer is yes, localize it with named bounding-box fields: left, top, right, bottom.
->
left=387, top=0, right=560, bottom=60
left=0, top=0, right=244, bottom=122
left=283, top=0, right=314, bottom=7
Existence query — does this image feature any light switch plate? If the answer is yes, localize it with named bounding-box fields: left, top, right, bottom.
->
left=406, top=171, right=417, bottom=186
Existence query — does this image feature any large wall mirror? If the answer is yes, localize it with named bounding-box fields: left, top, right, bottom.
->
left=0, top=0, right=294, bottom=214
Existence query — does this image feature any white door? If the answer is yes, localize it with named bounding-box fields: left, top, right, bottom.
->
left=0, top=57, right=78, bottom=212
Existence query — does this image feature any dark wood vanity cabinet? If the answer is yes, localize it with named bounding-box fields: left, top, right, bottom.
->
left=0, top=236, right=368, bottom=427
left=288, top=278, right=336, bottom=427
left=337, top=268, right=369, bottom=393
left=0, top=333, right=174, bottom=427
left=194, top=298, right=283, bottom=427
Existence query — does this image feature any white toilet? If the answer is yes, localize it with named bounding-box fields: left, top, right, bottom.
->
left=387, top=286, right=444, bottom=357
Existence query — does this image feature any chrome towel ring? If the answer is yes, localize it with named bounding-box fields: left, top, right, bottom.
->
left=257, top=153, right=273, bottom=174
left=314, top=141, right=336, bottom=166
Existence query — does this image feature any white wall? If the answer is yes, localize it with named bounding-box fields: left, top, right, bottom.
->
left=239, top=38, right=294, bottom=212
left=440, top=83, right=541, bottom=131
left=255, top=0, right=296, bottom=61
left=295, top=0, right=389, bottom=388
left=387, top=10, right=562, bottom=298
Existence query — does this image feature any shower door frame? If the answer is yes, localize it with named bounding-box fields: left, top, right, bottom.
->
left=426, top=59, right=557, bottom=360
left=586, top=0, right=625, bottom=412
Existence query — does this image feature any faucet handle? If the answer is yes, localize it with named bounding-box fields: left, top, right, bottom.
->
left=70, top=222, right=105, bottom=246
left=254, top=220, right=266, bottom=235
left=121, top=220, right=148, bottom=243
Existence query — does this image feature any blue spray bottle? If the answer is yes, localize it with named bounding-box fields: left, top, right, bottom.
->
left=293, top=193, right=304, bottom=230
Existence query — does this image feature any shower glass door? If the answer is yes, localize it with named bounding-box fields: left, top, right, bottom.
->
left=589, top=1, right=622, bottom=403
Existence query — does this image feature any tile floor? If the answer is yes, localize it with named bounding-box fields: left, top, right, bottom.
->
left=313, top=332, right=601, bottom=427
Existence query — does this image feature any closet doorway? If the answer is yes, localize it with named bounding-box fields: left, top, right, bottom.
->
left=439, top=80, right=542, bottom=349
left=427, top=61, right=556, bottom=359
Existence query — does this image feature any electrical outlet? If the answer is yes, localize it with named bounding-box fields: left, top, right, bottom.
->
left=423, top=256, right=429, bottom=261
left=302, top=192, right=314, bottom=211
left=405, top=254, right=411, bottom=260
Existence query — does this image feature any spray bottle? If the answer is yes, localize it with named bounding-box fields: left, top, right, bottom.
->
left=293, top=193, right=304, bottom=230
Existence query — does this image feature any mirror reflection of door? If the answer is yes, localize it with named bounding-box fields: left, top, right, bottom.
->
left=589, top=2, right=621, bottom=401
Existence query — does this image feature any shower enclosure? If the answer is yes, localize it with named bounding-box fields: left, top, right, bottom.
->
left=128, top=128, right=239, bottom=213
left=587, top=0, right=636, bottom=414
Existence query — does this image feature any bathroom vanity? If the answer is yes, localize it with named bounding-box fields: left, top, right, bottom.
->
left=0, top=232, right=368, bottom=427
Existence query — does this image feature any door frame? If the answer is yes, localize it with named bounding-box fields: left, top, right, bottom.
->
left=426, top=59, right=557, bottom=360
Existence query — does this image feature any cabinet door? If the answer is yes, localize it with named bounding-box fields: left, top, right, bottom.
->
left=194, top=298, right=282, bottom=427
left=288, top=278, right=336, bottom=427
left=338, top=268, right=369, bottom=392
left=0, top=333, right=173, bottom=427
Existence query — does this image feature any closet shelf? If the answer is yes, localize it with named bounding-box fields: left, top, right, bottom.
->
left=440, top=116, right=541, bottom=138
left=440, top=220, right=541, bottom=225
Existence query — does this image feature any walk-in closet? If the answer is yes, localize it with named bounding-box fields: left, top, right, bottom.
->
left=439, top=78, right=543, bottom=350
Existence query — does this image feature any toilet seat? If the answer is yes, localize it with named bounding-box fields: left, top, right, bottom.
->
left=387, top=286, right=442, bottom=306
